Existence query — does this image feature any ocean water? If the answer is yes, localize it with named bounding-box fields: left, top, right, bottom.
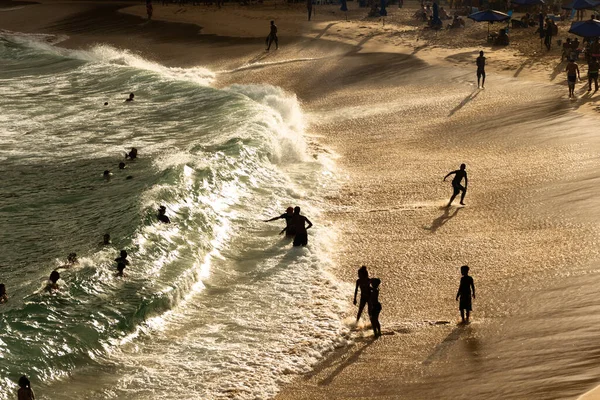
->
left=0, top=33, right=350, bottom=399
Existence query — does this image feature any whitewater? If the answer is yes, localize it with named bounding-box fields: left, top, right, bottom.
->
left=0, top=33, right=350, bottom=399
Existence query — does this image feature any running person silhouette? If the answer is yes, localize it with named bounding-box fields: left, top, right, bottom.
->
left=443, top=163, right=468, bottom=207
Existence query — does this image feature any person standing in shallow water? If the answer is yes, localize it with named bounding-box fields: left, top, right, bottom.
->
left=266, top=20, right=278, bottom=51
left=369, top=278, right=382, bottom=337
left=264, top=206, right=295, bottom=237
left=456, top=265, right=475, bottom=323
left=290, top=206, right=312, bottom=246
left=353, top=266, right=371, bottom=323
left=476, top=50, right=486, bottom=89
left=18, top=376, right=35, bottom=400
left=443, top=163, right=468, bottom=207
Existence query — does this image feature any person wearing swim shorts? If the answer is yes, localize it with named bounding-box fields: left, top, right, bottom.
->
left=443, top=163, right=468, bottom=207
left=566, top=59, right=580, bottom=98
left=476, top=50, right=486, bottom=89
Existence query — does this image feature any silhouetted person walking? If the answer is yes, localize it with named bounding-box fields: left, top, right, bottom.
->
left=456, top=265, right=475, bottom=323
left=588, top=57, right=599, bottom=92
left=290, top=206, right=312, bottom=246
left=18, top=376, right=35, bottom=400
left=443, top=163, right=468, bottom=207
left=476, top=51, right=486, bottom=89
left=307, top=0, right=313, bottom=21
left=369, top=278, right=382, bottom=337
left=266, top=20, right=278, bottom=51
left=566, top=59, right=580, bottom=98
left=264, top=206, right=295, bottom=236
left=353, top=266, right=371, bottom=323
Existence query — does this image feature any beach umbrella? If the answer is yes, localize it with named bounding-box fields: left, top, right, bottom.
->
left=510, top=0, right=544, bottom=5
left=468, top=9, right=510, bottom=22
left=380, top=0, right=387, bottom=16
left=468, top=10, right=510, bottom=35
left=569, top=18, right=600, bottom=36
left=562, top=0, right=600, bottom=10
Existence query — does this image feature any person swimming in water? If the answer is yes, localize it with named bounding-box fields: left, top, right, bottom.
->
left=46, top=271, right=60, bottom=292
left=66, top=253, right=78, bottom=265
left=103, top=170, right=111, bottom=180
left=0, top=283, right=7, bottom=304
left=290, top=206, right=312, bottom=246
left=125, top=93, right=135, bottom=102
left=443, top=163, right=468, bottom=207
left=102, top=233, right=111, bottom=246
left=115, top=250, right=130, bottom=266
left=18, top=375, right=35, bottom=400
left=158, top=206, right=171, bottom=223
left=353, top=266, right=371, bottom=323
left=115, top=261, right=127, bottom=277
left=125, top=148, right=138, bottom=160
left=264, top=206, right=295, bottom=237
left=118, top=162, right=126, bottom=170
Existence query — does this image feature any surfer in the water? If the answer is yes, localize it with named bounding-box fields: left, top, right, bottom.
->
left=125, top=148, right=138, bottom=160
left=125, top=93, right=135, bottom=102
left=46, top=270, right=60, bottom=292
left=158, top=206, right=171, bottom=223
left=290, top=206, right=312, bottom=246
left=264, top=206, right=295, bottom=237
left=353, top=266, right=371, bottom=323
left=443, top=163, right=468, bottom=207
left=456, top=265, right=475, bottom=323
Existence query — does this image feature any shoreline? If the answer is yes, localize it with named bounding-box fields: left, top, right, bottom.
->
left=4, top=1, right=600, bottom=399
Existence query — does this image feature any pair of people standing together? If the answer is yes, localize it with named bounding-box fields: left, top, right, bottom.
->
left=353, top=266, right=382, bottom=337
left=264, top=206, right=313, bottom=247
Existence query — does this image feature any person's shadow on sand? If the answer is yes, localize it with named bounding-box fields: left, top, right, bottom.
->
left=424, top=207, right=461, bottom=233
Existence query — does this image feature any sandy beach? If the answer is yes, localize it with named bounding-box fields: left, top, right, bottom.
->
left=4, top=0, right=600, bottom=398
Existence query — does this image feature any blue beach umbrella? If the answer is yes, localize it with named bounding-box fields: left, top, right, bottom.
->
left=380, top=0, right=387, bottom=16
left=468, top=10, right=510, bottom=35
left=468, top=9, right=510, bottom=22
left=562, top=0, right=600, bottom=10
left=510, top=0, right=544, bottom=5
left=569, top=18, right=600, bottom=36
left=340, top=0, right=348, bottom=12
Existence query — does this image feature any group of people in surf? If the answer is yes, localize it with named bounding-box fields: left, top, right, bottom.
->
left=264, top=206, right=313, bottom=247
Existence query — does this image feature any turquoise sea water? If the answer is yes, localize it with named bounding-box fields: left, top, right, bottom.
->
left=0, top=33, right=349, bottom=399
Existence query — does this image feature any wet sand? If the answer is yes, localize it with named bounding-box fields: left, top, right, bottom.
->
left=3, top=1, right=600, bottom=398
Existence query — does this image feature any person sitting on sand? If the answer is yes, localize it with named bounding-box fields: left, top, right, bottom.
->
left=158, top=206, right=171, bottom=224
left=264, top=206, right=295, bottom=237
left=125, top=147, right=138, bottom=160
left=0, top=283, right=8, bottom=304
left=115, top=250, right=130, bottom=266
left=266, top=20, right=278, bottom=51
left=439, top=6, right=450, bottom=20
left=494, top=28, right=509, bottom=46
left=443, top=163, right=468, bottom=207
left=125, top=93, right=135, bottom=102
left=414, top=5, right=427, bottom=21
left=353, top=266, right=371, bottom=323
left=456, top=265, right=475, bottom=323
left=448, top=15, right=464, bottom=29
left=290, top=206, right=312, bottom=247
left=18, top=375, right=35, bottom=400
left=46, top=271, right=60, bottom=292
left=369, top=278, right=382, bottom=337
left=115, top=261, right=127, bottom=278
left=566, top=59, right=581, bottom=98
